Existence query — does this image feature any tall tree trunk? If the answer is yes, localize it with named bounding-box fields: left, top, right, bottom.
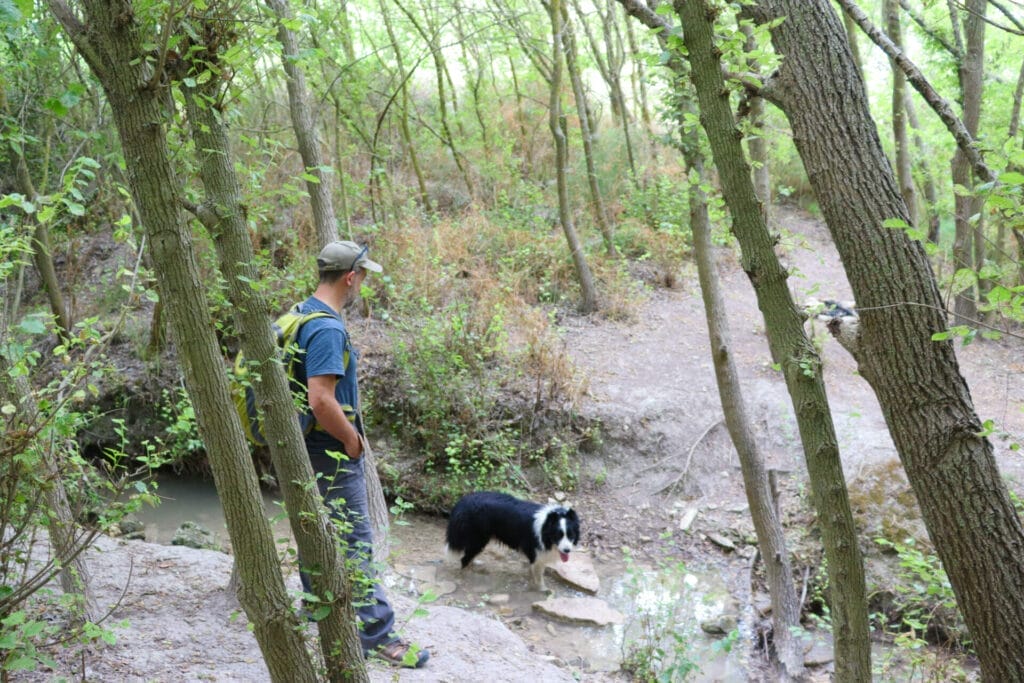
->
left=842, top=7, right=863, bottom=81
left=549, top=0, right=598, bottom=313
left=562, top=4, right=617, bottom=256
left=675, top=2, right=871, bottom=679
left=266, top=0, right=339, bottom=246
left=740, top=23, right=770, bottom=224
left=950, top=0, right=986, bottom=325
left=1, top=87, right=72, bottom=341
left=747, top=2, right=1024, bottom=678
left=46, top=3, right=320, bottom=679
left=885, top=0, right=917, bottom=227
left=180, top=50, right=367, bottom=679
left=270, top=0, right=390, bottom=558
left=903, top=92, right=941, bottom=244
left=687, top=151, right=804, bottom=679
left=392, top=0, right=474, bottom=198
left=0, top=348, right=96, bottom=624
left=624, top=16, right=653, bottom=139
left=380, top=0, right=432, bottom=212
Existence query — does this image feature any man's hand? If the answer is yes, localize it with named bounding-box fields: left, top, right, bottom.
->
left=308, top=374, right=363, bottom=458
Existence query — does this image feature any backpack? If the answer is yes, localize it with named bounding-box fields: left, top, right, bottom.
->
left=232, top=304, right=345, bottom=446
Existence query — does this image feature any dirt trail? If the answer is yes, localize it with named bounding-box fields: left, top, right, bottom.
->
left=26, top=206, right=1023, bottom=682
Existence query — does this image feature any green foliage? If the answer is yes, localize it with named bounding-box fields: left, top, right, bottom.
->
left=377, top=300, right=526, bottom=501
left=619, top=549, right=701, bottom=682
left=873, top=537, right=968, bottom=648
left=157, top=387, right=204, bottom=463
left=0, top=310, right=163, bottom=677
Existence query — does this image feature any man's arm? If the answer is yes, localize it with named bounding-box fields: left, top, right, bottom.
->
left=308, top=374, right=363, bottom=459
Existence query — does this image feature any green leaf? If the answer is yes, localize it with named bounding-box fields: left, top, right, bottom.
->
left=882, top=217, right=909, bottom=229
left=43, top=97, right=69, bottom=117
left=17, top=317, right=46, bottom=335
left=998, top=171, right=1024, bottom=185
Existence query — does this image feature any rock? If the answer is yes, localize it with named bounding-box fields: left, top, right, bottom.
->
left=679, top=507, right=699, bottom=531
left=487, top=593, right=510, bottom=605
left=551, top=552, right=600, bottom=593
left=700, top=613, right=739, bottom=635
left=803, top=638, right=835, bottom=667
left=420, top=581, right=457, bottom=597
left=117, top=516, right=145, bottom=538
left=754, top=592, right=773, bottom=617
left=532, top=596, right=625, bottom=626
left=171, top=521, right=219, bottom=550
left=706, top=532, right=736, bottom=551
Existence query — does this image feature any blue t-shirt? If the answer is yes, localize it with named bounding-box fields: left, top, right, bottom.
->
left=292, top=296, right=361, bottom=455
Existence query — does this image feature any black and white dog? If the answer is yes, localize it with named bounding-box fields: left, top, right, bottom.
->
left=445, top=491, right=581, bottom=591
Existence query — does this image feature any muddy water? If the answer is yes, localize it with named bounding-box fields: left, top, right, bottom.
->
left=131, top=475, right=753, bottom=680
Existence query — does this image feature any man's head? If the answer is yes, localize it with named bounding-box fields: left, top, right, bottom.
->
left=317, top=241, right=383, bottom=278
left=316, top=241, right=382, bottom=305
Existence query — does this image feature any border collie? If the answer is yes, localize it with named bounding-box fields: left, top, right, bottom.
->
left=445, top=491, right=581, bottom=591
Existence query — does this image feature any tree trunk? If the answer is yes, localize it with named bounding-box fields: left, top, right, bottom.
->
left=687, top=151, right=804, bottom=679
left=549, top=0, right=598, bottom=314
left=266, top=0, right=339, bottom=247
left=1, top=86, right=72, bottom=341
left=885, top=0, right=917, bottom=227
left=180, top=53, right=367, bottom=680
left=740, top=23, right=770, bottom=224
left=903, top=92, right=941, bottom=245
left=393, top=0, right=474, bottom=198
left=46, top=2, right=319, bottom=680
left=675, top=2, right=871, bottom=679
left=562, top=4, right=617, bottom=256
left=842, top=7, right=863, bottom=81
left=950, top=0, right=986, bottom=325
left=747, top=2, right=1024, bottom=678
left=0, top=348, right=97, bottom=624
left=379, top=0, right=432, bottom=212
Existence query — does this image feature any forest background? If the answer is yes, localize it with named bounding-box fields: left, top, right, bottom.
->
left=2, top=0, right=1024, bottom=680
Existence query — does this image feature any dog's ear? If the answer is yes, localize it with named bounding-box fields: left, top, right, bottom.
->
left=566, top=508, right=579, bottom=522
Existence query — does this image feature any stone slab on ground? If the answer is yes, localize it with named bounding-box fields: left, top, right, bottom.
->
left=531, top=596, right=625, bottom=626
left=550, top=551, right=599, bottom=593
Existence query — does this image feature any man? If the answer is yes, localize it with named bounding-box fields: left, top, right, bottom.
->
left=293, top=240, right=428, bottom=669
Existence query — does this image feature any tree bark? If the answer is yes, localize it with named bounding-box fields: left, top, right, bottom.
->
left=379, top=0, right=432, bottom=213
left=903, top=92, right=941, bottom=245
left=266, top=0, right=339, bottom=247
left=1, top=86, right=72, bottom=341
left=675, top=2, right=871, bottom=679
left=746, top=2, right=1024, bottom=679
left=885, top=0, right=917, bottom=227
left=0, top=347, right=97, bottom=624
left=562, top=4, right=617, bottom=256
left=179, top=44, right=367, bottom=679
left=687, top=152, right=804, bottom=679
left=46, top=2, right=319, bottom=680
left=549, top=0, right=598, bottom=314
left=950, top=0, right=986, bottom=325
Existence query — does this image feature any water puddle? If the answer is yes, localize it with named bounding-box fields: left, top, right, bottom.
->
left=129, top=476, right=755, bottom=679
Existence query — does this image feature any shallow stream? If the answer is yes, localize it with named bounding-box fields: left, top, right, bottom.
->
left=130, top=474, right=755, bottom=680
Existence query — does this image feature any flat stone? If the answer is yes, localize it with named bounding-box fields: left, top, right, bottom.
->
left=551, top=552, right=600, bottom=593
left=486, top=593, right=510, bottom=605
left=420, top=580, right=457, bottom=597
left=706, top=533, right=736, bottom=551
left=804, top=641, right=834, bottom=667
left=532, top=596, right=625, bottom=626
left=679, top=507, right=699, bottom=531
left=700, top=614, right=738, bottom=635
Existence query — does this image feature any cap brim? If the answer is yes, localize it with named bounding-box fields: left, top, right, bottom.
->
left=360, top=258, right=383, bottom=273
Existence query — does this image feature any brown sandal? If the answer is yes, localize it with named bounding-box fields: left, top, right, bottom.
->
left=373, top=639, right=429, bottom=668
